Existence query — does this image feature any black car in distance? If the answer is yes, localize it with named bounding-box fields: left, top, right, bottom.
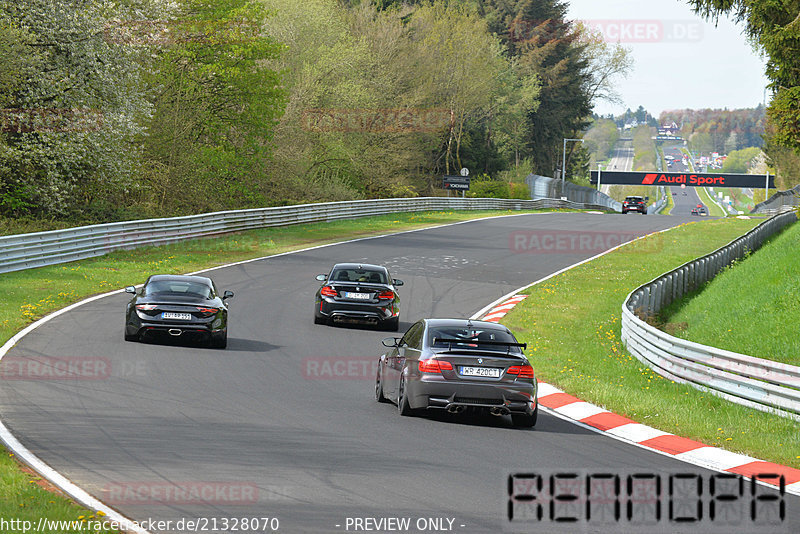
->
left=622, top=195, right=647, bottom=214
left=376, top=318, right=538, bottom=427
left=314, top=263, right=403, bottom=331
left=124, top=274, right=233, bottom=348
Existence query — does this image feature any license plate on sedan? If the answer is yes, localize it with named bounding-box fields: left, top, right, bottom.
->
left=344, top=292, right=371, bottom=300
left=161, top=312, right=192, bottom=320
left=459, top=366, right=501, bottom=378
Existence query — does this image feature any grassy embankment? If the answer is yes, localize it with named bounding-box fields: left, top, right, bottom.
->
left=0, top=208, right=581, bottom=532
left=664, top=217, right=800, bottom=365
left=501, top=217, right=800, bottom=468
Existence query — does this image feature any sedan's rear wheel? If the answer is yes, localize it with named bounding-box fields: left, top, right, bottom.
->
left=383, top=317, right=399, bottom=332
left=397, top=374, right=414, bottom=416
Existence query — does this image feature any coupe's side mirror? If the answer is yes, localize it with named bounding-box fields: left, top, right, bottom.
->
left=393, top=279, right=404, bottom=286
left=222, top=290, right=234, bottom=300
left=125, top=286, right=136, bottom=294
left=382, top=337, right=401, bottom=347
left=315, top=274, right=327, bottom=281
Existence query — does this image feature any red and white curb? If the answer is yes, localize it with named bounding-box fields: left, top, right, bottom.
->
left=481, top=296, right=800, bottom=496
left=482, top=295, right=527, bottom=322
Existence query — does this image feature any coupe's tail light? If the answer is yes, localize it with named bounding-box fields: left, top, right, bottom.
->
left=135, top=304, right=158, bottom=311
left=320, top=286, right=338, bottom=297
left=418, top=359, right=453, bottom=374
left=507, top=365, right=535, bottom=379
left=377, top=290, right=394, bottom=300
left=196, top=307, right=218, bottom=317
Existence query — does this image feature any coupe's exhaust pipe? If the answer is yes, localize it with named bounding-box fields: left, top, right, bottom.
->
left=168, top=329, right=182, bottom=336
left=447, top=405, right=465, bottom=414
left=489, top=406, right=509, bottom=416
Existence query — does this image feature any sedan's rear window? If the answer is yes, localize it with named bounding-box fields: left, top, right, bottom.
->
left=330, top=269, right=387, bottom=284
left=427, top=327, right=522, bottom=353
left=145, top=280, right=212, bottom=299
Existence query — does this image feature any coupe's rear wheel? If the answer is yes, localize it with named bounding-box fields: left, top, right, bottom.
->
left=383, top=317, right=399, bottom=332
left=375, top=366, right=389, bottom=403
left=397, top=375, right=414, bottom=416
left=512, top=404, right=538, bottom=428
left=124, top=330, right=138, bottom=342
left=314, top=314, right=327, bottom=325
left=210, top=331, right=227, bottom=349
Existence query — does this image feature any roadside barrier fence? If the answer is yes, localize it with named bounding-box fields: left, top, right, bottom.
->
left=621, top=210, right=800, bottom=419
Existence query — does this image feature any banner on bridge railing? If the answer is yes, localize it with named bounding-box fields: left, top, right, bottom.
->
left=591, top=170, right=775, bottom=188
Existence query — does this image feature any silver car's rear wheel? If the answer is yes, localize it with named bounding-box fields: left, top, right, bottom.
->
left=397, top=374, right=414, bottom=416
left=375, top=366, right=389, bottom=403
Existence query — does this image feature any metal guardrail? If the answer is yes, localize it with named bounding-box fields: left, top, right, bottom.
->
left=752, top=184, right=800, bottom=214
left=621, top=211, right=800, bottom=420
left=648, top=186, right=667, bottom=215
left=526, top=174, right=623, bottom=212
left=0, top=197, right=614, bottom=274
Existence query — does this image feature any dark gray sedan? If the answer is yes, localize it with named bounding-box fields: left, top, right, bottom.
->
left=376, top=318, right=538, bottom=427
left=314, top=263, right=403, bottom=330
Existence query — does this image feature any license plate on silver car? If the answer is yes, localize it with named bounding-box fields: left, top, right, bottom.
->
left=162, top=312, right=192, bottom=320
left=459, top=366, right=501, bottom=378
left=344, top=292, right=371, bottom=300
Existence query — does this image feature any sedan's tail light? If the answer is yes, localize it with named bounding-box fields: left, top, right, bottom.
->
left=135, top=304, right=158, bottom=311
left=507, top=365, right=535, bottom=379
left=320, top=286, right=338, bottom=297
left=418, top=359, right=453, bottom=373
left=196, top=307, right=218, bottom=317
left=376, top=290, right=394, bottom=300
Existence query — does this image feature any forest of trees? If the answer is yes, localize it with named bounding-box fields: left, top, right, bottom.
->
left=687, top=0, right=800, bottom=189
left=660, top=107, right=767, bottom=153
left=0, top=0, right=631, bottom=221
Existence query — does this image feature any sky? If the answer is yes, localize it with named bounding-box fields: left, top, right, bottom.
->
left=566, top=0, right=770, bottom=119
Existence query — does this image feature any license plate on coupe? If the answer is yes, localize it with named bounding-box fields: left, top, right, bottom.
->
left=161, top=312, right=192, bottom=320
left=344, top=292, right=371, bottom=300
left=459, top=366, right=501, bottom=378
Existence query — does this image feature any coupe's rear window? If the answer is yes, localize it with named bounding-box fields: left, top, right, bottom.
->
left=427, top=327, right=522, bottom=353
left=330, top=268, right=387, bottom=284
left=145, top=280, right=212, bottom=299
left=625, top=196, right=643, bottom=202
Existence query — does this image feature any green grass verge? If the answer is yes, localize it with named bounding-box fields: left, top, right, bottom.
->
left=0, top=457, right=118, bottom=533
left=696, top=187, right=728, bottom=217
left=0, top=208, right=574, bottom=531
left=501, top=217, right=800, bottom=468
left=656, top=184, right=674, bottom=215
left=665, top=218, right=800, bottom=366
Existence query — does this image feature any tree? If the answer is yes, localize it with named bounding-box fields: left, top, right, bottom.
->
left=0, top=0, right=163, bottom=217
left=577, top=23, right=633, bottom=107
left=512, top=0, right=593, bottom=178
left=140, top=0, right=286, bottom=213
left=686, top=1, right=800, bottom=153
left=721, top=146, right=761, bottom=173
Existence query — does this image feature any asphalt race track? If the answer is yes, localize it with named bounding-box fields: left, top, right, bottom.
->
left=1, top=213, right=795, bottom=534
left=663, top=146, right=706, bottom=216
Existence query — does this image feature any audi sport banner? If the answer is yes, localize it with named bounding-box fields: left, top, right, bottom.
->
left=590, top=171, right=774, bottom=188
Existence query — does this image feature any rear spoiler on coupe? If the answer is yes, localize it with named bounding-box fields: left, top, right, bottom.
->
left=431, top=338, right=527, bottom=351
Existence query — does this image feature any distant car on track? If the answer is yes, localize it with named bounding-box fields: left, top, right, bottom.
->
left=314, top=263, right=403, bottom=330
left=376, top=318, right=538, bottom=428
left=124, top=274, right=233, bottom=348
left=622, top=196, right=647, bottom=215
